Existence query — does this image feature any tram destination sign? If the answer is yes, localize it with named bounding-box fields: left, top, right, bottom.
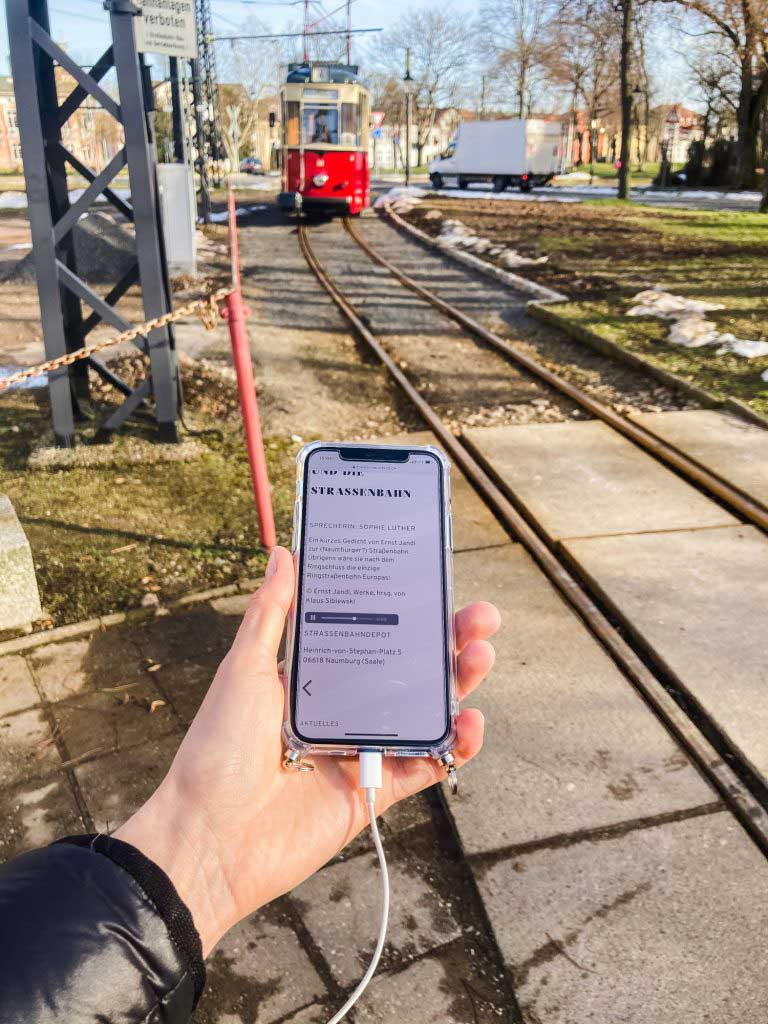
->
left=135, top=0, right=198, bottom=59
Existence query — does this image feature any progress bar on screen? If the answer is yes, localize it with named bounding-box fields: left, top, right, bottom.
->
left=304, top=612, right=399, bottom=625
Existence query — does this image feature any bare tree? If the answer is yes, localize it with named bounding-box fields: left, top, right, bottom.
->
left=656, top=0, right=768, bottom=187
left=546, top=0, right=621, bottom=164
left=684, top=39, right=739, bottom=142
left=215, top=17, right=286, bottom=104
left=219, top=83, right=258, bottom=167
left=480, top=0, right=556, bottom=116
left=366, top=7, right=468, bottom=164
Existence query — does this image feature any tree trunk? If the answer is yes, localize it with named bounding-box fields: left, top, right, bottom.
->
left=517, top=67, right=526, bottom=118
left=617, top=0, right=632, bottom=200
left=730, top=57, right=755, bottom=188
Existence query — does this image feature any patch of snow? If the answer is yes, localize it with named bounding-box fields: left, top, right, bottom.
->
left=667, top=316, right=720, bottom=347
left=438, top=217, right=548, bottom=267
left=716, top=336, right=768, bottom=359
left=549, top=185, right=619, bottom=197
left=206, top=203, right=267, bottom=224
left=374, top=186, right=424, bottom=214
left=376, top=184, right=581, bottom=206
left=442, top=187, right=581, bottom=203
left=0, top=365, right=47, bottom=389
left=554, top=171, right=591, bottom=182
left=649, top=189, right=762, bottom=202
left=627, top=288, right=725, bottom=320
left=627, top=287, right=768, bottom=363
left=0, top=187, right=133, bottom=211
left=0, top=192, right=28, bottom=209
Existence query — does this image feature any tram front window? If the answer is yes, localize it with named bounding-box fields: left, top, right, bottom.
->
left=340, top=102, right=361, bottom=146
left=303, top=105, right=338, bottom=144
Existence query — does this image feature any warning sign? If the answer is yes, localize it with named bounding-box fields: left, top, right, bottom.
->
left=136, top=0, right=198, bottom=59
left=372, top=111, right=386, bottom=128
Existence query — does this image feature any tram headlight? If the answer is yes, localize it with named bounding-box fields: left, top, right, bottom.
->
left=312, top=173, right=329, bottom=187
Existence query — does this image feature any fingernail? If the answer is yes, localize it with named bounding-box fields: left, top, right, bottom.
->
left=265, top=548, right=278, bottom=580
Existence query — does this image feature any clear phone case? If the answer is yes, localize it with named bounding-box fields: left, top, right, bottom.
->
left=282, top=440, right=458, bottom=763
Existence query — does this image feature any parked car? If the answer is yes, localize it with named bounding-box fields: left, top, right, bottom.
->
left=428, top=119, right=566, bottom=192
left=239, top=156, right=264, bottom=175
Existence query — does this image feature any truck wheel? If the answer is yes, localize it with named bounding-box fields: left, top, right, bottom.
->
left=430, top=173, right=444, bottom=189
left=520, top=179, right=532, bottom=193
left=492, top=176, right=507, bottom=193
left=458, top=177, right=468, bottom=190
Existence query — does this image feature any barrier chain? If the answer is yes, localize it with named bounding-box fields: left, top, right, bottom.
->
left=0, top=286, right=232, bottom=393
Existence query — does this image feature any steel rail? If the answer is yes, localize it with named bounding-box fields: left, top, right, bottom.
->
left=343, top=215, right=768, bottom=532
left=297, top=219, right=768, bottom=857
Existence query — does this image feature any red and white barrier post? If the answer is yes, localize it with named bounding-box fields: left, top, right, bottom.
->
left=223, top=185, right=277, bottom=551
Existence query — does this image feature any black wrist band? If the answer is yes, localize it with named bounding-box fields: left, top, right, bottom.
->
left=56, top=833, right=206, bottom=1006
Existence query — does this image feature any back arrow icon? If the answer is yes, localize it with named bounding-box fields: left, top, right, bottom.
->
left=302, top=680, right=312, bottom=696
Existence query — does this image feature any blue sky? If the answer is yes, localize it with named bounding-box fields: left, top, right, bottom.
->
left=0, top=0, right=691, bottom=106
left=0, top=0, right=431, bottom=72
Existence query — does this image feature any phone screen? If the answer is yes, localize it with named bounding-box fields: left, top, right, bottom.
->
left=291, top=446, right=451, bottom=747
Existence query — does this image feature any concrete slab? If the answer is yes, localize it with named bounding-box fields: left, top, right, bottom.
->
left=198, top=904, right=327, bottom=1023
left=479, top=811, right=768, bottom=1023
left=292, top=836, right=461, bottom=987
left=0, top=494, right=42, bottom=630
left=29, top=631, right=147, bottom=702
left=154, top=655, right=218, bottom=725
left=29, top=639, right=92, bottom=702
left=629, top=409, right=768, bottom=511
left=564, top=525, right=768, bottom=785
left=382, top=431, right=510, bottom=552
left=75, top=733, right=181, bottom=832
left=49, top=682, right=178, bottom=761
left=283, top=952, right=508, bottom=1024
left=448, top=545, right=715, bottom=856
left=0, top=708, right=58, bottom=787
left=0, top=776, right=83, bottom=860
left=354, top=955, right=485, bottom=1024
left=463, top=421, right=736, bottom=541
left=0, top=655, right=38, bottom=716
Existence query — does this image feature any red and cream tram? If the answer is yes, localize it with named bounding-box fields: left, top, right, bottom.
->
left=278, top=62, right=370, bottom=215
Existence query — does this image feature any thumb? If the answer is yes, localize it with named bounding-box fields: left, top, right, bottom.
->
left=232, top=546, right=295, bottom=673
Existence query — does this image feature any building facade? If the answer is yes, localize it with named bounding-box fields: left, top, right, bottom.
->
left=0, top=70, right=123, bottom=173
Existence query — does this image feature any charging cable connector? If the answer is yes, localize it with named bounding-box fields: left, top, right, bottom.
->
left=325, top=750, right=389, bottom=1024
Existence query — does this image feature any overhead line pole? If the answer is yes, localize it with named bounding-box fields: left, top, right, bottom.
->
left=169, top=56, right=186, bottom=162
left=617, top=0, right=632, bottom=200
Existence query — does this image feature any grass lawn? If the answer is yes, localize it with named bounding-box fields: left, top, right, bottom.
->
left=0, top=370, right=297, bottom=629
left=405, top=197, right=768, bottom=417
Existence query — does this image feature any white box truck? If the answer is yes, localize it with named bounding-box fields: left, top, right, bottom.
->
left=428, top=118, right=566, bottom=192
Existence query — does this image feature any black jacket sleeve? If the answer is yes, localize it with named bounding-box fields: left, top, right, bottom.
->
left=0, top=834, right=205, bottom=1024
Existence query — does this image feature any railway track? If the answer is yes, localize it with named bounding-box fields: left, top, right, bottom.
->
left=296, top=215, right=768, bottom=858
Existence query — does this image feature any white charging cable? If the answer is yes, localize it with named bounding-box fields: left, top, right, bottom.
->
left=325, top=750, right=389, bottom=1024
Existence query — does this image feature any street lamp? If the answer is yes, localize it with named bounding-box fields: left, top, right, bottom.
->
left=403, top=48, right=414, bottom=186
left=632, top=83, right=642, bottom=172
left=589, top=118, right=598, bottom=185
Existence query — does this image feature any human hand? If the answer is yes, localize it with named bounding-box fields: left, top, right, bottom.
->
left=114, top=546, right=500, bottom=955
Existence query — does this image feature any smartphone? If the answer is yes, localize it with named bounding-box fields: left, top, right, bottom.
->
left=283, top=441, right=458, bottom=762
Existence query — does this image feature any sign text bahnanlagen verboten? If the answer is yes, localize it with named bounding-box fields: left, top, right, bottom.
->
left=135, top=0, right=198, bottom=59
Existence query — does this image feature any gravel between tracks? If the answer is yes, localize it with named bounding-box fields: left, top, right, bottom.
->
left=237, top=207, right=423, bottom=441
left=303, top=214, right=699, bottom=435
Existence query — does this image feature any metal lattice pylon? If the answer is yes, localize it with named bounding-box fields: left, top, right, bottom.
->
left=6, top=0, right=179, bottom=446
left=195, top=0, right=223, bottom=169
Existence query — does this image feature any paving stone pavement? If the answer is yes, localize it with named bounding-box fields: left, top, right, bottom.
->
left=0, top=596, right=513, bottom=1024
